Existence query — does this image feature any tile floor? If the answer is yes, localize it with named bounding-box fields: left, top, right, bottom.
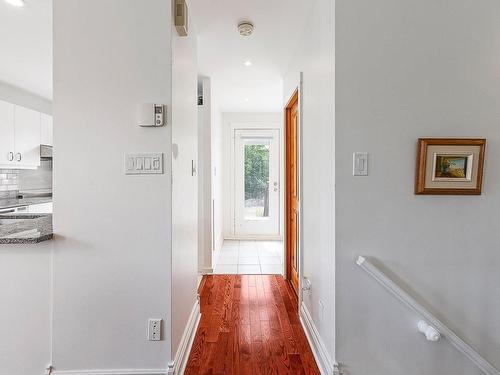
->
left=213, top=240, right=284, bottom=275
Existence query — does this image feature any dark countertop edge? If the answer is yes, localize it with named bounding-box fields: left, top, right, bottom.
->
left=0, top=233, right=53, bottom=244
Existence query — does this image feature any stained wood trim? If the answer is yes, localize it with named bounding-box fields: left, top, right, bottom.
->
left=285, top=89, right=299, bottom=295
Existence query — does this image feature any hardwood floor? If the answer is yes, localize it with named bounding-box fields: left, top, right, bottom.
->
left=185, top=275, right=320, bottom=375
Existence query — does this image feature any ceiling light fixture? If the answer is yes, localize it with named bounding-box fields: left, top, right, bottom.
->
left=238, top=21, right=254, bottom=37
left=4, top=0, right=25, bottom=7
left=244, top=61, right=252, bottom=67
left=244, top=98, right=249, bottom=102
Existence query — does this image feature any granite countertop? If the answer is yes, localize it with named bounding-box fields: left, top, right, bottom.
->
left=0, top=196, right=52, bottom=211
left=0, top=214, right=53, bottom=244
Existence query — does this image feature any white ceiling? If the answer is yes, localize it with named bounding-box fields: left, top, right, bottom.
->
left=0, top=0, right=311, bottom=107
left=190, top=0, right=313, bottom=112
left=0, top=0, right=52, bottom=99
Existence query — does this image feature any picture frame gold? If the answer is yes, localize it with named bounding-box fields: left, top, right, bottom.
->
left=415, top=138, right=486, bottom=195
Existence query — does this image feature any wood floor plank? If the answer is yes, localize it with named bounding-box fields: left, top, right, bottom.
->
left=239, top=324, right=253, bottom=374
left=255, top=275, right=269, bottom=321
left=185, top=275, right=320, bottom=375
left=249, top=285, right=262, bottom=342
left=260, top=320, right=279, bottom=374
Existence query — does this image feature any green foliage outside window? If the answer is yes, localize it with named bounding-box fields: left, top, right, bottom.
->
left=244, top=144, right=269, bottom=216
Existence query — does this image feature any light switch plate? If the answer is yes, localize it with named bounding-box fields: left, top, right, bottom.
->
left=125, top=153, right=163, bottom=175
left=353, top=152, right=368, bottom=176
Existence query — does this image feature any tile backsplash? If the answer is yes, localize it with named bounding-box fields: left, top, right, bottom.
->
left=0, top=169, right=19, bottom=198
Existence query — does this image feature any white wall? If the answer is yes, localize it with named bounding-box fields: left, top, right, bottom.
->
left=53, top=0, right=173, bottom=371
left=0, top=242, right=52, bottom=375
left=198, top=77, right=213, bottom=273
left=211, top=99, right=224, bottom=254
left=336, top=0, right=500, bottom=374
left=0, top=80, right=52, bottom=114
left=283, top=0, right=335, bottom=369
left=221, top=112, right=283, bottom=240
left=171, top=10, right=199, bottom=360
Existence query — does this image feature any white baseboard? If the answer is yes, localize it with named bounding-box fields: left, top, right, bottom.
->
left=170, top=299, right=201, bottom=375
left=212, top=244, right=222, bottom=270
left=52, top=370, right=167, bottom=375
left=299, top=302, right=335, bottom=375
left=199, top=267, right=214, bottom=274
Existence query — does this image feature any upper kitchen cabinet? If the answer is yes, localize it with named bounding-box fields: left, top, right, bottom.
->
left=40, top=113, right=53, bottom=146
left=14, top=105, right=41, bottom=168
left=0, top=101, right=46, bottom=169
left=0, top=100, right=15, bottom=165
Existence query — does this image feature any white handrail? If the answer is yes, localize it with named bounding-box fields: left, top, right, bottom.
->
left=356, top=256, right=500, bottom=375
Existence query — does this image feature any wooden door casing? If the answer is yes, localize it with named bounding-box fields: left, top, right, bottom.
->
left=285, top=90, right=299, bottom=295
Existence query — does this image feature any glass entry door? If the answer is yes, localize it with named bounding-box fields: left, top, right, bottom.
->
left=233, top=129, right=280, bottom=236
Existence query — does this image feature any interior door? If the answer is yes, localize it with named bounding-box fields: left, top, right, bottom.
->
left=234, top=129, right=280, bottom=237
left=286, top=92, right=299, bottom=294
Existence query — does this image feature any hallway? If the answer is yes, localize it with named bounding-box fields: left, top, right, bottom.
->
left=185, top=275, right=320, bottom=374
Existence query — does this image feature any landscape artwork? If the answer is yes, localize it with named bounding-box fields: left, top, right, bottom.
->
left=434, top=155, right=469, bottom=179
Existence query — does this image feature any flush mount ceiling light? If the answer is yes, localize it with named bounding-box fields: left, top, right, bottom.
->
left=4, top=0, right=25, bottom=6
left=238, top=21, right=254, bottom=37
left=244, top=61, right=252, bottom=67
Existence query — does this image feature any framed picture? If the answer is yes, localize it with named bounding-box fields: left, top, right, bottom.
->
left=415, top=138, right=486, bottom=195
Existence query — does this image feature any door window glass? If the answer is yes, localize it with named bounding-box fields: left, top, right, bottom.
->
left=244, top=139, right=270, bottom=219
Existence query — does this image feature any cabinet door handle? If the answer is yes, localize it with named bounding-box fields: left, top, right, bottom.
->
left=16, top=153, right=21, bottom=162
left=8, top=152, right=14, bottom=161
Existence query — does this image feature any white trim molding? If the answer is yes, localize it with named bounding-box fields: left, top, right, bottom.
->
left=170, top=299, right=201, bottom=375
left=300, top=302, right=335, bottom=375
left=52, top=370, right=167, bottom=375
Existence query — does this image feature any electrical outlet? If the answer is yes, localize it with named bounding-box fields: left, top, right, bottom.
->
left=148, top=318, right=162, bottom=341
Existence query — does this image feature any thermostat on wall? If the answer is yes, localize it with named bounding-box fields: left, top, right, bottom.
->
left=138, top=103, right=166, bottom=127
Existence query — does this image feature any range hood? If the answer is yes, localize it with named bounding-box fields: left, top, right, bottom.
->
left=40, top=144, right=53, bottom=159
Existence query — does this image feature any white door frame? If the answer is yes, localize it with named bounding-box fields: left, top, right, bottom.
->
left=233, top=129, right=280, bottom=237
left=228, top=121, right=283, bottom=240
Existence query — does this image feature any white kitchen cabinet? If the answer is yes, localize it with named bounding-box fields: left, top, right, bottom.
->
left=40, top=113, right=53, bottom=146
left=0, top=101, right=43, bottom=169
left=14, top=105, right=41, bottom=168
left=0, top=100, right=15, bottom=165
left=28, top=202, right=53, bottom=214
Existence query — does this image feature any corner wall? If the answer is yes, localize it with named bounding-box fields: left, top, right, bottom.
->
left=53, top=0, right=173, bottom=371
left=283, top=0, right=335, bottom=370
left=198, top=77, right=213, bottom=273
left=171, top=9, right=199, bottom=362
left=211, top=99, right=224, bottom=255
left=336, top=0, right=500, bottom=373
